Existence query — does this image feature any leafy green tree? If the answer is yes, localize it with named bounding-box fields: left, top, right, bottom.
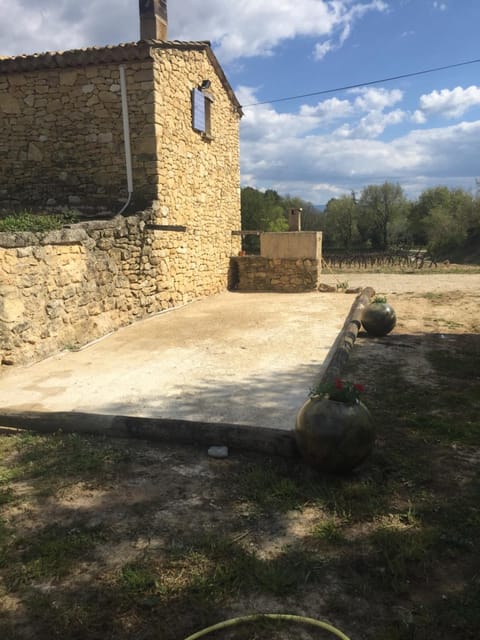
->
left=410, top=186, right=480, bottom=256
left=409, top=186, right=456, bottom=245
left=240, top=182, right=480, bottom=259
left=240, top=187, right=288, bottom=232
left=323, top=194, right=358, bottom=249
left=424, top=205, right=468, bottom=255
left=358, top=182, right=407, bottom=249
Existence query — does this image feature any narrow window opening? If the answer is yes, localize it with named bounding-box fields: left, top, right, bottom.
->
left=192, top=88, right=213, bottom=140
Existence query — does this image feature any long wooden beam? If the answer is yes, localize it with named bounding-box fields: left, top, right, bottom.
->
left=0, top=410, right=298, bottom=458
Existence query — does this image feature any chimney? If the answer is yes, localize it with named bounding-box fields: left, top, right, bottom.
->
left=288, top=208, right=302, bottom=232
left=139, top=0, right=168, bottom=41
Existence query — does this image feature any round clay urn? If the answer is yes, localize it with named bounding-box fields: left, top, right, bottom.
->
left=361, top=301, right=396, bottom=337
left=295, top=397, right=375, bottom=474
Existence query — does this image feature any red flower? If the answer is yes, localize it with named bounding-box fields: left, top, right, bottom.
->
left=310, top=378, right=366, bottom=404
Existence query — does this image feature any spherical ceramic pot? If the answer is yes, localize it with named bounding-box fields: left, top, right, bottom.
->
left=361, top=302, right=396, bottom=337
left=295, top=397, right=375, bottom=474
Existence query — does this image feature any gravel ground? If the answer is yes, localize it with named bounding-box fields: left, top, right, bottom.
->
left=320, top=271, right=480, bottom=293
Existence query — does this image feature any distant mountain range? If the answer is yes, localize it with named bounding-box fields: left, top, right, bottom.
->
left=314, top=204, right=326, bottom=212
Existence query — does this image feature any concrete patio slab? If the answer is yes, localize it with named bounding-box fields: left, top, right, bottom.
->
left=0, top=291, right=355, bottom=431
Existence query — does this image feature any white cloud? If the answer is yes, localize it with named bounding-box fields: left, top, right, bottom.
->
left=340, top=109, right=406, bottom=138
left=312, top=0, right=387, bottom=61
left=314, top=40, right=334, bottom=60
left=0, top=0, right=387, bottom=62
left=433, top=1, right=447, bottom=10
left=240, top=88, right=480, bottom=202
left=0, top=0, right=138, bottom=55
left=300, top=97, right=354, bottom=121
left=174, top=0, right=388, bottom=62
left=237, top=86, right=322, bottom=141
left=351, top=87, right=404, bottom=111
left=241, top=87, right=405, bottom=143
left=418, top=86, right=480, bottom=119
left=411, top=110, right=427, bottom=124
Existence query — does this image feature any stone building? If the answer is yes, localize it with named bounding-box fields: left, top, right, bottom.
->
left=0, top=1, right=243, bottom=366
left=0, top=2, right=242, bottom=219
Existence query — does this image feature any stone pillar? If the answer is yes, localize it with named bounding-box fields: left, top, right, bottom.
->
left=139, top=0, right=168, bottom=41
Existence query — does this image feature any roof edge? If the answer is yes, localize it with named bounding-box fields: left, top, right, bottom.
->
left=0, top=40, right=208, bottom=73
left=0, top=40, right=242, bottom=116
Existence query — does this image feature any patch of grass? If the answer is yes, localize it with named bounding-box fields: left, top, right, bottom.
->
left=10, top=588, right=122, bottom=640
left=402, top=339, right=480, bottom=446
left=433, top=318, right=464, bottom=329
left=432, top=578, right=480, bottom=639
left=312, top=474, right=392, bottom=521
left=235, top=459, right=391, bottom=523
left=0, top=210, right=78, bottom=232
left=0, top=517, right=10, bottom=566
left=312, top=518, right=345, bottom=544
left=428, top=342, right=479, bottom=381
left=120, top=563, right=159, bottom=595
left=0, top=432, right=131, bottom=489
left=369, top=525, right=437, bottom=593
left=423, top=292, right=446, bottom=301
left=234, top=460, right=307, bottom=512
left=119, top=533, right=315, bottom=609
left=409, top=412, right=479, bottom=445
left=0, top=487, right=15, bottom=506
left=3, top=523, right=107, bottom=588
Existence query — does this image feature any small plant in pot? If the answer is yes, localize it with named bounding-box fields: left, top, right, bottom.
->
left=295, top=378, right=375, bottom=474
left=361, top=295, right=396, bottom=337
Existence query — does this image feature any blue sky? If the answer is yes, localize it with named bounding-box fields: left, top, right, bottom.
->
left=2, top=0, right=480, bottom=203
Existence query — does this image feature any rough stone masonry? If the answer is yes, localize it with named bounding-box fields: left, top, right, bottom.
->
left=0, top=37, right=242, bottom=366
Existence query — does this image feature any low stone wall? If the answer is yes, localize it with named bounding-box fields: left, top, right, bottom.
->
left=232, top=256, right=321, bottom=292
left=1, top=213, right=236, bottom=367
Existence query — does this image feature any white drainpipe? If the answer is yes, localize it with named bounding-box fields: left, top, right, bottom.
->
left=117, top=64, right=133, bottom=215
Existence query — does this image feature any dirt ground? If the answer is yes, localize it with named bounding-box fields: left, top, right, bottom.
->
left=1, top=270, right=479, bottom=640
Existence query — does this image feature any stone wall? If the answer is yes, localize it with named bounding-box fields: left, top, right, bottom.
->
left=0, top=41, right=242, bottom=227
left=0, top=56, right=157, bottom=211
left=0, top=41, right=242, bottom=367
left=148, top=46, right=242, bottom=293
left=0, top=212, right=239, bottom=367
left=232, top=256, right=321, bottom=293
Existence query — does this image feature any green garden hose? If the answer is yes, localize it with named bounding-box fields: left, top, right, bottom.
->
left=184, top=613, right=351, bottom=640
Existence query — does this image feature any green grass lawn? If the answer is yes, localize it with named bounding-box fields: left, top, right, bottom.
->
left=0, top=307, right=479, bottom=639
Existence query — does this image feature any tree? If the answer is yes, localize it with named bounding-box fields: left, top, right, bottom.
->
left=409, top=186, right=455, bottom=245
left=323, top=195, right=358, bottom=249
left=410, top=186, right=480, bottom=256
left=240, top=187, right=288, bottom=232
left=240, top=186, right=288, bottom=252
left=358, top=182, right=407, bottom=249
left=420, top=187, right=479, bottom=256
left=424, top=205, right=468, bottom=256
